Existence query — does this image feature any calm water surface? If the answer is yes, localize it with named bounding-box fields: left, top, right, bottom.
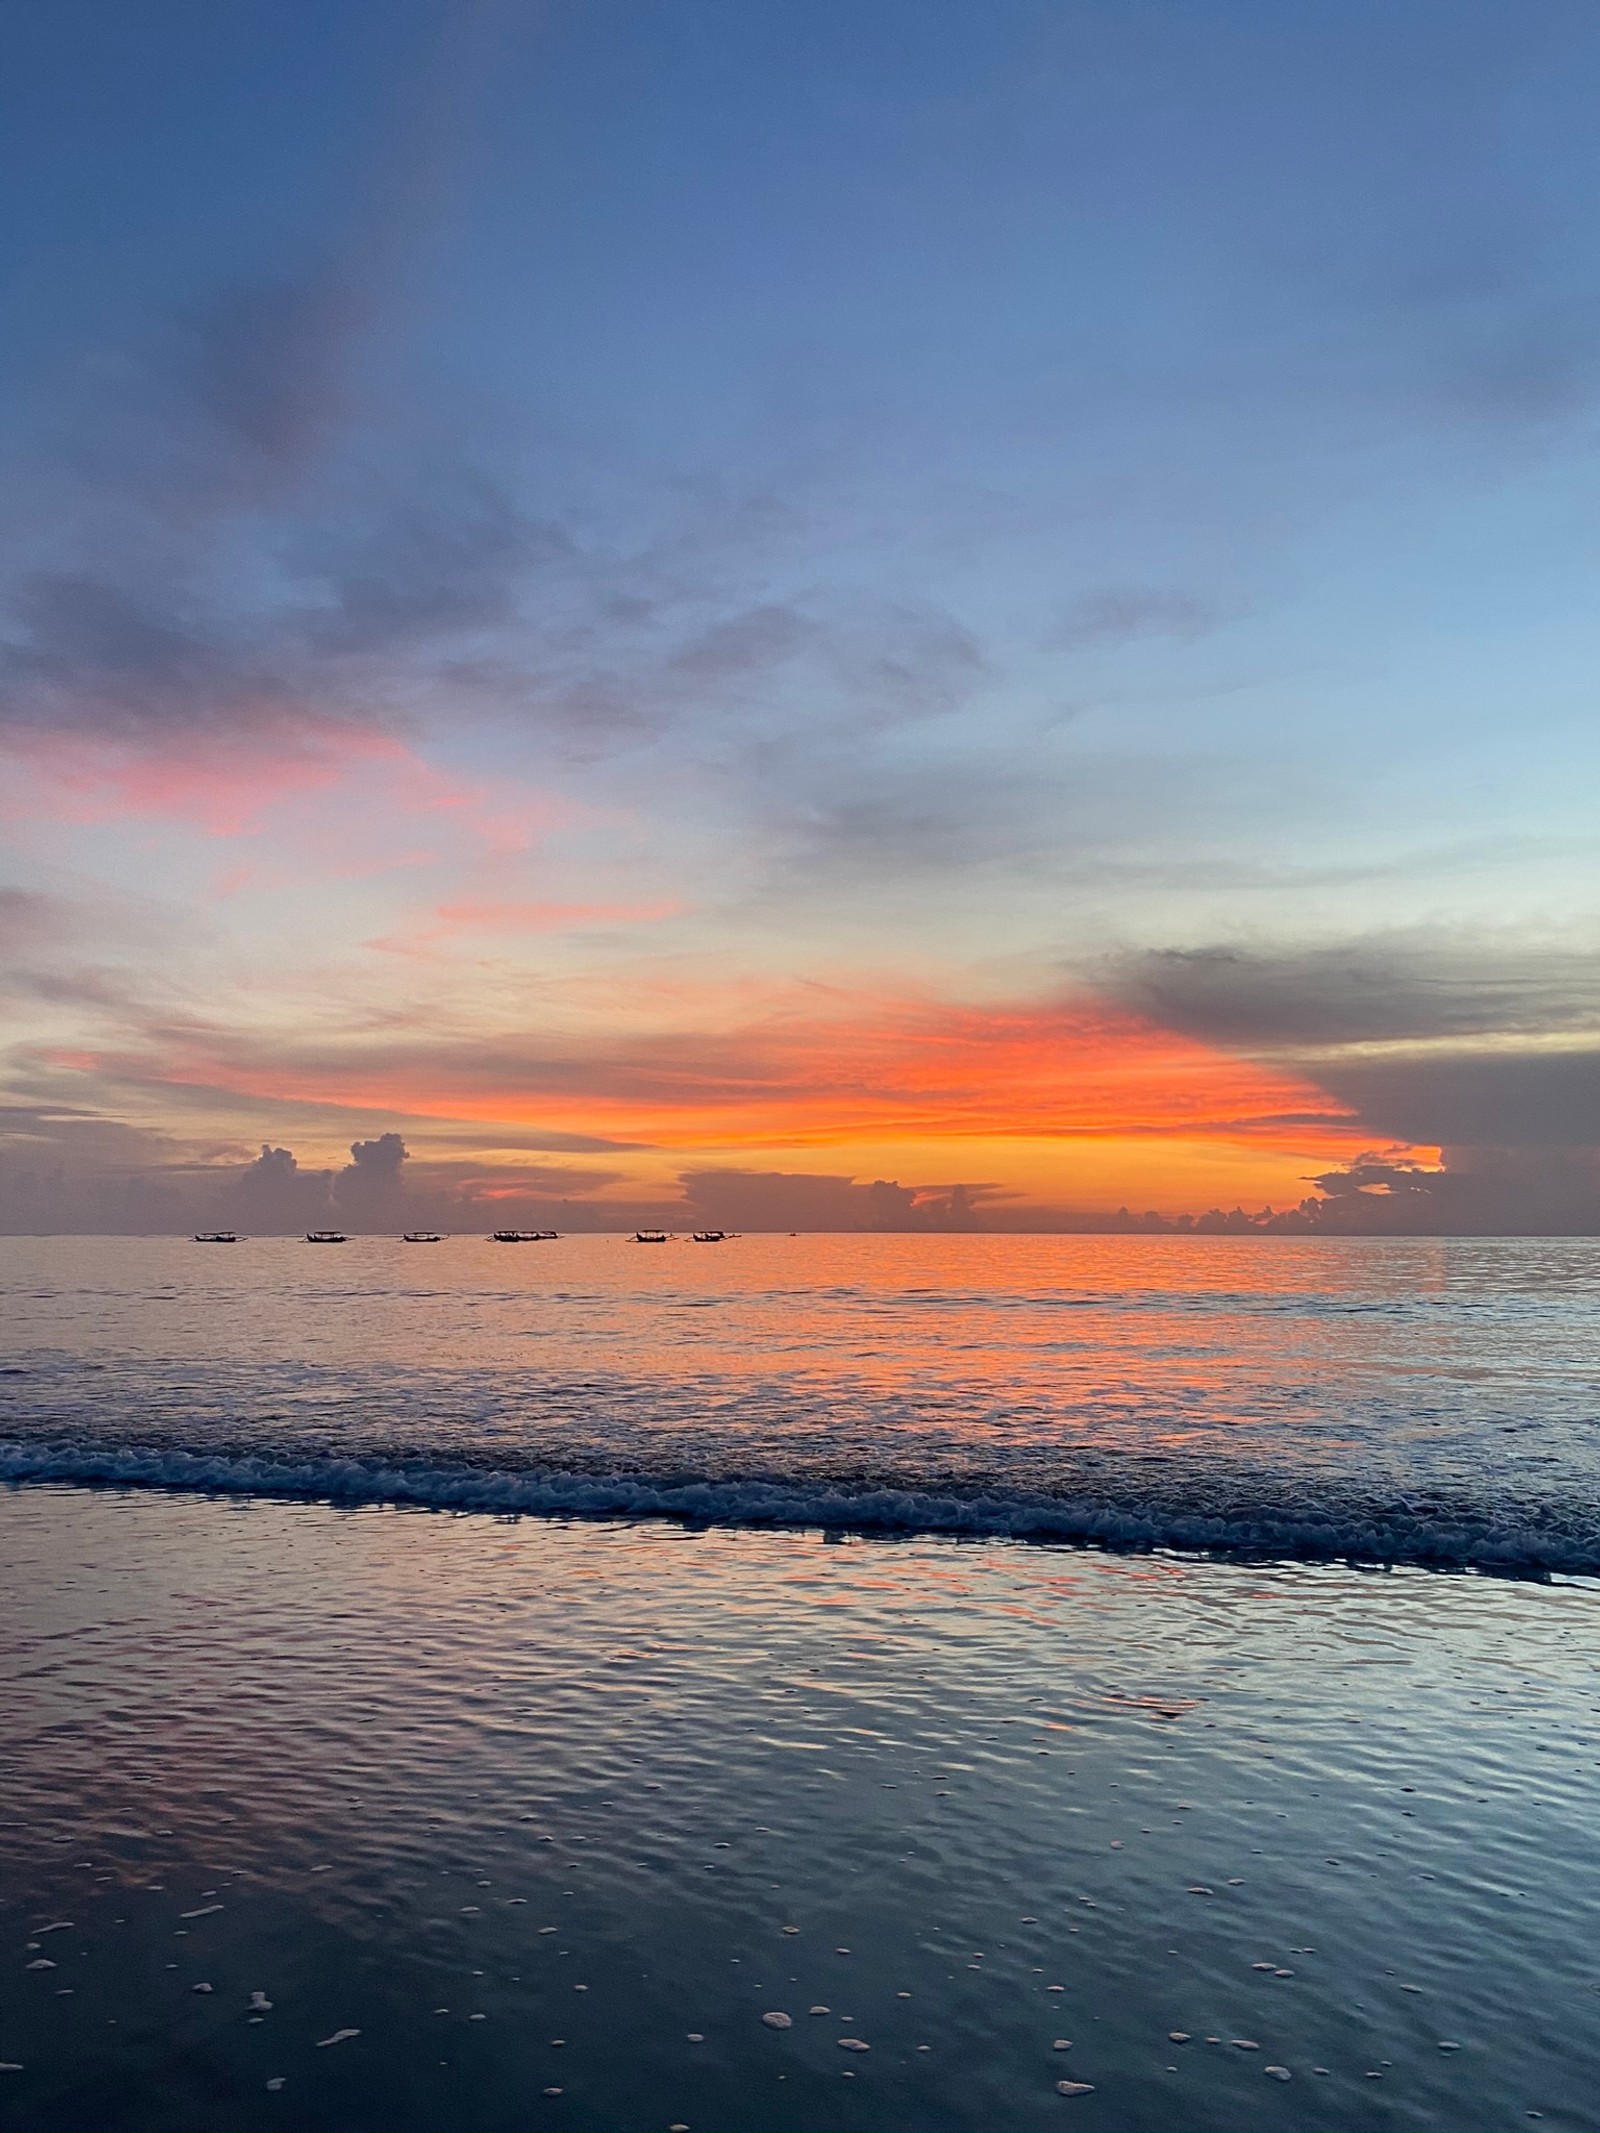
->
left=2, top=1488, right=1597, bottom=2133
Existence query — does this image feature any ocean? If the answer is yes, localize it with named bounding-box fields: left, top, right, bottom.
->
left=2, top=1235, right=1598, bottom=2131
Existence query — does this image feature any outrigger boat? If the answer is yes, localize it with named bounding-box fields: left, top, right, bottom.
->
left=193, top=1231, right=238, bottom=1243
left=490, top=1229, right=559, bottom=1242
left=305, top=1230, right=346, bottom=1243
left=634, top=1229, right=670, bottom=1243
left=692, top=1230, right=731, bottom=1242
left=402, top=1231, right=444, bottom=1243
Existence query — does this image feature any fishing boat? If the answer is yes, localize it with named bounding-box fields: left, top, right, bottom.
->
left=305, top=1230, right=346, bottom=1244
left=193, top=1231, right=238, bottom=1243
left=402, top=1231, right=444, bottom=1243
left=490, top=1229, right=559, bottom=1242
left=692, top=1230, right=729, bottom=1242
left=634, top=1228, right=670, bottom=1243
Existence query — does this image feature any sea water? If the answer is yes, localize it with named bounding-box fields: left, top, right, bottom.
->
left=2, top=1236, right=1599, bottom=2132
left=2, top=1233, right=1599, bottom=1570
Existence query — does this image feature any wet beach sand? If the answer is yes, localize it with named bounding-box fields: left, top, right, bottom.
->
left=3, top=1482, right=1596, bottom=2133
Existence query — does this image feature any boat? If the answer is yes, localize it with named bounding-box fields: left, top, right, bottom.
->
left=634, top=1229, right=670, bottom=1243
left=305, top=1230, right=346, bottom=1243
left=490, top=1229, right=559, bottom=1242
left=692, top=1230, right=729, bottom=1242
left=193, top=1231, right=238, bottom=1243
left=402, top=1231, right=444, bottom=1243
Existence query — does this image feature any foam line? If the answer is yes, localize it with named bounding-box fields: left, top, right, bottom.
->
left=2, top=1439, right=1595, bottom=1574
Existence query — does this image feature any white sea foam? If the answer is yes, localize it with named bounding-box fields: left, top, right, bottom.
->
left=1, top=1437, right=1596, bottom=1572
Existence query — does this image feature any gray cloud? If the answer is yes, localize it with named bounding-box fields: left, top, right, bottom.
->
left=1107, top=934, right=1600, bottom=1182
left=1109, top=938, right=1600, bottom=1049
left=0, top=571, right=298, bottom=741
left=1313, top=1047, right=1600, bottom=1149
left=182, top=274, right=365, bottom=468
left=1281, top=1146, right=1600, bottom=1235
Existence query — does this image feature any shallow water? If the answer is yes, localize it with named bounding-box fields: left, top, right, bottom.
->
left=3, top=1486, right=1598, bottom=2133
left=2, top=1234, right=1600, bottom=1569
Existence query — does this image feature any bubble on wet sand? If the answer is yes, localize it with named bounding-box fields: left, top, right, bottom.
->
left=266, top=2077, right=285, bottom=2092
left=762, top=2011, right=793, bottom=2029
left=25, top=1959, right=56, bottom=1971
left=191, top=1983, right=213, bottom=1994
left=544, top=2086, right=563, bottom=2096
left=687, top=2032, right=704, bottom=2042
left=1056, top=2080, right=1095, bottom=2096
left=316, top=2029, right=361, bottom=2047
left=1, top=2064, right=24, bottom=2073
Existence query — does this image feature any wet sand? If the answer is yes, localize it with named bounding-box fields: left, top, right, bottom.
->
left=3, top=1484, right=1596, bottom=2132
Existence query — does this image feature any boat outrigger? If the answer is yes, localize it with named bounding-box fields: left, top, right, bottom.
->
left=692, top=1230, right=731, bottom=1242
left=402, top=1231, right=444, bottom=1243
left=305, top=1230, right=346, bottom=1243
left=490, top=1229, right=559, bottom=1242
left=634, top=1229, right=670, bottom=1243
left=193, top=1231, right=238, bottom=1243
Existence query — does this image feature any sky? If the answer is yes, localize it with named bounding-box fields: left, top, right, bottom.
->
left=2, top=0, right=1599, bottom=1233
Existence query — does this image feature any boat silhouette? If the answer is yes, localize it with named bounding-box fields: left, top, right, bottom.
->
left=193, top=1231, right=238, bottom=1243
left=490, top=1229, right=559, bottom=1242
left=305, top=1230, right=346, bottom=1243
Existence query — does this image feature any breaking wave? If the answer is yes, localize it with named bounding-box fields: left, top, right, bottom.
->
left=3, top=1436, right=1596, bottom=1575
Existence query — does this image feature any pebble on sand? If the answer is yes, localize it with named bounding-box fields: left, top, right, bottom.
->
left=1053, top=2039, right=1072, bottom=2051
left=543, top=2086, right=563, bottom=2096
left=687, top=2032, right=704, bottom=2042
left=1265, top=2066, right=1292, bottom=2080
left=762, top=2012, right=793, bottom=2029
left=1231, top=2038, right=1260, bottom=2049
left=1169, top=2032, right=1191, bottom=2043
left=249, top=1992, right=273, bottom=2012
left=316, top=2029, right=361, bottom=2047
left=191, top=1983, right=213, bottom=1994
left=838, top=2038, right=870, bottom=2051
left=1439, top=2042, right=1462, bottom=2052
left=25, top=1959, right=56, bottom=1971
left=809, top=2006, right=829, bottom=2016
left=1056, top=2081, right=1095, bottom=2096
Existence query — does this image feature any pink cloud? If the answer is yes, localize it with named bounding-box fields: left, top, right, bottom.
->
left=1, top=728, right=570, bottom=872
left=367, top=898, right=681, bottom=956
